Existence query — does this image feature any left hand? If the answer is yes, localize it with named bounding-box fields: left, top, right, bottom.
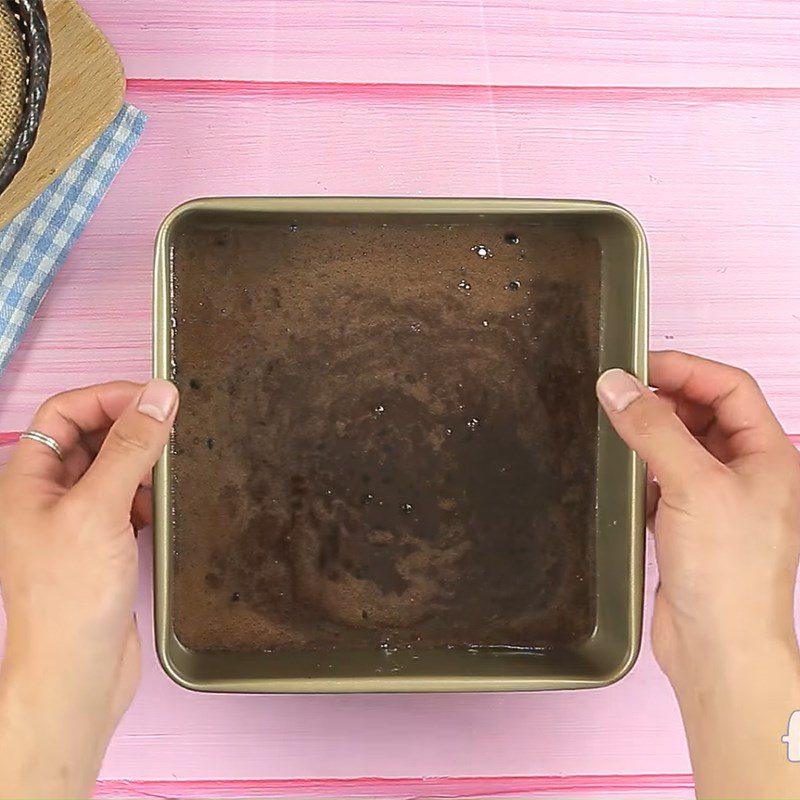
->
left=0, top=380, right=178, bottom=798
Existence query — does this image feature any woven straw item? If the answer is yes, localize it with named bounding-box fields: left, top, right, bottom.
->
left=0, top=1, right=25, bottom=162
left=0, top=0, right=50, bottom=195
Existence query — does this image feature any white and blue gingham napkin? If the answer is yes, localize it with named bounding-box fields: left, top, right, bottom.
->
left=0, top=103, right=145, bottom=374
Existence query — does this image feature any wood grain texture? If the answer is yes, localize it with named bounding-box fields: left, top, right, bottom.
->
left=92, top=774, right=695, bottom=798
left=0, top=0, right=124, bottom=227
left=0, top=80, right=799, bottom=785
left=2, top=82, right=799, bottom=429
left=76, top=0, right=800, bottom=88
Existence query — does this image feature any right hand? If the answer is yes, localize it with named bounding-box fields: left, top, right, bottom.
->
left=596, top=351, right=800, bottom=689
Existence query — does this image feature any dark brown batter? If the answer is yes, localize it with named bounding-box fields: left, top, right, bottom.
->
left=170, top=213, right=600, bottom=652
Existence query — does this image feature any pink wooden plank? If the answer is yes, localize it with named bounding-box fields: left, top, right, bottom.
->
left=93, top=774, right=695, bottom=799
left=1, top=83, right=799, bottom=431
left=1, top=82, right=799, bottom=786
left=78, top=0, right=800, bottom=88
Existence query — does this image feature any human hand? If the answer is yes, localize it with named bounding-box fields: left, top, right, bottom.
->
left=596, top=351, right=800, bottom=689
left=0, top=380, right=178, bottom=799
left=597, top=351, right=800, bottom=799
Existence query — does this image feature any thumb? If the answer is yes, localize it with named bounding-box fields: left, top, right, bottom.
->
left=73, top=380, right=179, bottom=512
left=596, top=368, right=715, bottom=493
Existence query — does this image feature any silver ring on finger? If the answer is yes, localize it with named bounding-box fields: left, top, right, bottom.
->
left=20, top=430, right=64, bottom=460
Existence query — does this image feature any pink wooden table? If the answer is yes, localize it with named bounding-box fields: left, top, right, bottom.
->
left=2, top=2, right=800, bottom=797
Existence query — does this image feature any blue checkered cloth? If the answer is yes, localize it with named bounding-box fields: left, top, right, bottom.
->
left=0, top=103, right=145, bottom=374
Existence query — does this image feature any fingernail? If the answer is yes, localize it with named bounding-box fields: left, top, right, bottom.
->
left=596, top=369, right=643, bottom=413
left=137, top=380, right=178, bottom=422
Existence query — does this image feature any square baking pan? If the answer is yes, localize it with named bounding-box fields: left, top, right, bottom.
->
left=153, top=197, right=648, bottom=693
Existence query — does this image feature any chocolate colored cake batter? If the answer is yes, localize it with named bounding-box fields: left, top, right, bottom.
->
left=170, top=214, right=600, bottom=652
